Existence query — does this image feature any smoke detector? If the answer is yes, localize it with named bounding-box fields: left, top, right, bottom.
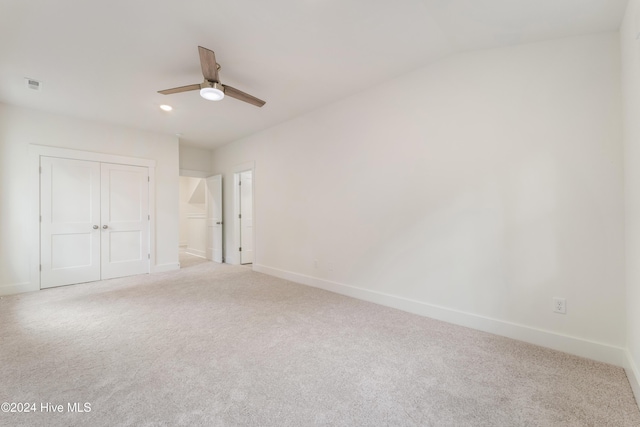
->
left=25, top=78, right=42, bottom=91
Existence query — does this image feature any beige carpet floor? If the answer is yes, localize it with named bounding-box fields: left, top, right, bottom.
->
left=0, top=254, right=639, bottom=426
left=178, top=249, right=210, bottom=269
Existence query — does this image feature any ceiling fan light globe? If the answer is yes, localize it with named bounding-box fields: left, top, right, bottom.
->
left=200, top=87, right=225, bottom=101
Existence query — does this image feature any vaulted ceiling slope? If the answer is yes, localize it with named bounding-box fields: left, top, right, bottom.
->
left=0, top=0, right=628, bottom=148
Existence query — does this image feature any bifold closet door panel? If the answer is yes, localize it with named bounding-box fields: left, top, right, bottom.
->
left=100, top=163, right=150, bottom=280
left=40, top=157, right=101, bottom=288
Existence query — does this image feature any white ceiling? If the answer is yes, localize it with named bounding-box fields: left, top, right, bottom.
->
left=0, top=0, right=628, bottom=148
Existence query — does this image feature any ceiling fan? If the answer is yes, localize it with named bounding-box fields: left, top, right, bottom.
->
left=158, top=46, right=266, bottom=107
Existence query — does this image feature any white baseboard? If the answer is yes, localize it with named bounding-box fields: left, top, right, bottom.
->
left=625, top=350, right=640, bottom=405
left=185, top=248, right=206, bottom=258
left=0, top=282, right=38, bottom=297
left=253, top=264, right=626, bottom=367
left=152, top=262, right=180, bottom=273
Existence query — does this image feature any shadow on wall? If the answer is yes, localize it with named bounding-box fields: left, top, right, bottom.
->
left=350, top=154, right=562, bottom=321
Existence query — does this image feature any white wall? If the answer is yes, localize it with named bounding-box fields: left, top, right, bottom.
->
left=179, top=144, right=212, bottom=175
left=621, top=0, right=640, bottom=398
left=212, top=32, right=625, bottom=363
left=0, top=103, right=180, bottom=295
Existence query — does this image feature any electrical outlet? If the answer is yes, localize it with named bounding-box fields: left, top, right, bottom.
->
left=313, top=259, right=319, bottom=269
left=553, top=297, right=566, bottom=314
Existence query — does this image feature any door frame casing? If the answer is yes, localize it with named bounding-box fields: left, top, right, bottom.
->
left=29, top=144, right=156, bottom=290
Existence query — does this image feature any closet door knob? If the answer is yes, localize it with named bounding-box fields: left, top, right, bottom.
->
left=93, top=225, right=99, bottom=229
left=102, top=225, right=108, bottom=229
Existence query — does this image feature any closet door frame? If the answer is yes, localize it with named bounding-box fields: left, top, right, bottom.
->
left=29, top=144, right=156, bottom=290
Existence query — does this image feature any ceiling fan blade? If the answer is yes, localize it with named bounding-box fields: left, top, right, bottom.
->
left=198, top=46, right=219, bottom=82
left=222, top=85, right=266, bottom=107
left=158, top=84, right=201, bottom=95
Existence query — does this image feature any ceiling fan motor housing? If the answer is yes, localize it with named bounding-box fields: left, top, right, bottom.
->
left=201, top=81, right=224, bottom=90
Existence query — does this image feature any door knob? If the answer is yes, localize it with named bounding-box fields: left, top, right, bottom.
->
left=216, top=221, right=222, bottom=225
left=93, top=225, right=99, bottom=229
left=102, top=225, right=108, bottom=229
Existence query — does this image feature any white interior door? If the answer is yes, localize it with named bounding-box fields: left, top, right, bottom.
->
left=100, top=163, right=150, bottom=280
left=206, top=174, right=223, bottom=263
left=240, top=171, right=253, bottom=264
left=41, top=157, right=101, bottom=288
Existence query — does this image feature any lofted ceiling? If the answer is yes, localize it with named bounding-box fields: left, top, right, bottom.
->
left=0, top=0, right=629, bottom=149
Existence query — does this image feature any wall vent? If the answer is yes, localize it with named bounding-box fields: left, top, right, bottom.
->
left=25, top=78, right=42, bottom=91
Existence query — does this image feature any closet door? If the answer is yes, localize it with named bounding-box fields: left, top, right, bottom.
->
left=239, top=171, right=253, bottom=264
left=100, top=163, right=150, bottom=280
left=206, top=174, right=223, bottom=263
left=41, top=157, right=101, bottom=288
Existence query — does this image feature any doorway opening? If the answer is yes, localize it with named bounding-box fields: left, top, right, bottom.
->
left=178, top=173, right=223, bottom=268
left=234, top=170, right=254, bottom=265
left=178, top=175, right=208, bottom=268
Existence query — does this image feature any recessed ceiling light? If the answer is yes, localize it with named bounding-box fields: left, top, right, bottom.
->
left=160, top=104, right=173, bottom=112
